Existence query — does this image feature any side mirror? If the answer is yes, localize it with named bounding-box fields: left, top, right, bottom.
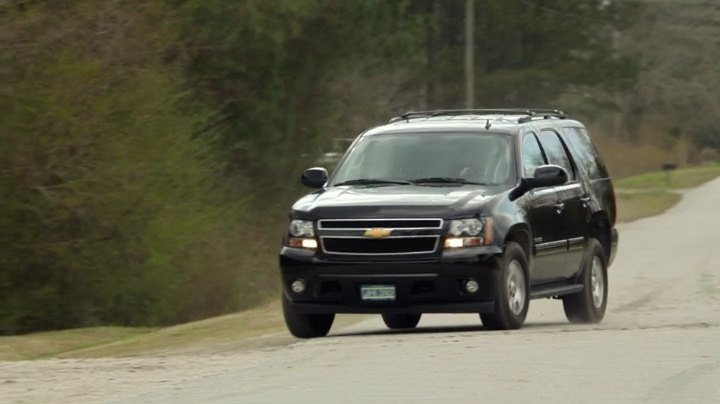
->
left=509, top=165, right=568, bottom=201
left=526, top=165, right=568, bottom=189
left=301, top=167, right=328, bottom=189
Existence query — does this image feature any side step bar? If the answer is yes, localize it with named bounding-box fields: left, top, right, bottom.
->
left=530, top=284, right=584, bottom=299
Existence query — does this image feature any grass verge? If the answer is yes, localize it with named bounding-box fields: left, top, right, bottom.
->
left=3, top=165, right=719, bottom=361
left=615, top=164, right=720, bottom=222
left=615, top=190, right=682, bottom=223
left=615, top=164, right=720, bottom=190
left=0, top=300, right=360, bottom=360
left=0, top=301, right=290, bottom=360
left=0, top=327, right=154, bottom=361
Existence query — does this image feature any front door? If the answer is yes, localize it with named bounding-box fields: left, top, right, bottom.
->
left=520, top=132, right=567, bottom=284
left=526, top=188, right=567, bottom=284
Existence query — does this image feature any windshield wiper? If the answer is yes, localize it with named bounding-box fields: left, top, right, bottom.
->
left=334, top=178, right=413, bottom=186
left=410, top=177, right=488, bottom=185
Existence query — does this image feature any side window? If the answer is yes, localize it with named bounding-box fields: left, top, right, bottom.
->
left=560, top=127, right=610, bottom=180
left=521, top=132, right=546, bottom=177
left=538, top=129, right=576, bottom=181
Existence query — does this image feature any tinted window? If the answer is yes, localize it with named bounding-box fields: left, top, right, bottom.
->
left=560, top=127, right=609, bottom=180
left=538, top=129, right=575, bottom=181
left=331, top=132, right=515, bottom=186
left=521, top=133, right=546, bottom=177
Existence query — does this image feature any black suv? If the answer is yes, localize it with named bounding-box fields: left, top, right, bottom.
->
left=280, top=109, right=618, bottom=338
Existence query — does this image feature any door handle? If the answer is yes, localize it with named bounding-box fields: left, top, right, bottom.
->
left=554, top=202, right=565, bottom=214
left=580, top=195, right=591, bottom=207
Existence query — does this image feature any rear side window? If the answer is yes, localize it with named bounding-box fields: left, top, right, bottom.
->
left=538, top=129, right=576, bottom=181
left=560, top=127, right=609, bottom=180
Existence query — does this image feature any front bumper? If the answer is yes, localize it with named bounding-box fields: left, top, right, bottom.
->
left=279, top=246, right=502, bottom=314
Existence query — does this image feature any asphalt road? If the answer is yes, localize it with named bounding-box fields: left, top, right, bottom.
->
left=3, top=179, right=720, bottom=404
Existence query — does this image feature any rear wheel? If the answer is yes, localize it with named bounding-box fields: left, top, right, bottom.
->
left=563, top=239, right=608, bottom=323
left=381, top=313, right=421, bottom=329
left=282, top=294, right=334, bottom=338
left=480, top=242, right=529, bottom=330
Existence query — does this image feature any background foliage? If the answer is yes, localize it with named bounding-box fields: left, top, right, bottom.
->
left=1, top=0, right=717, bottom=333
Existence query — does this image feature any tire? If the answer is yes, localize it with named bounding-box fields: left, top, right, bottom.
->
left=282, top=294, right=334, bottom=338
left=381, top=313, right=421, bottom=329
left=480, top=242, right=530, bottom=330
left=562, top=239, right=608, bottom=323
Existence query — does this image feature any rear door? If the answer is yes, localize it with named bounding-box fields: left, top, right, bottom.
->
left=560, top=126, right=616, bottom=224
left=520, top=131, right=566, bottom=284
left=537, top=128, right=588, bottom=279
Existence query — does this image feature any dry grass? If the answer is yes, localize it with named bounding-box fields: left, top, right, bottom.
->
left=0, top=301, right=362, bottom=360
left=615, top=165, right=720, bottom=190
left=0, top=301, right=287, bottom=360
left=590, top=132, right=690, bottom=179
left=0, top=327, right=153, bottom=361
left=616, top=191, right=682, bottom=223
left=55, top=301, right=291, bottom=358
left=614, top=164, right=720, bottom=223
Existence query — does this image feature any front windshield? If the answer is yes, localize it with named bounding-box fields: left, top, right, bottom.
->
left=330, top=132, right=515, bottom=186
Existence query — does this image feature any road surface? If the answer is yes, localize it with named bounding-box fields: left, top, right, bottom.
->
left=2, top=179, right=720, bottom=403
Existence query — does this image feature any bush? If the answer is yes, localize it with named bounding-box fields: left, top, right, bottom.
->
left=0, top=1, right=240, bottom=333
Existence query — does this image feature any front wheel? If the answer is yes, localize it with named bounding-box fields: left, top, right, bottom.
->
left=480, top=242, right=530, bottom=330
left=382, top=313, right=421, bottom=329
left=282, top=294, right=334, bottom=338
left=562, top=239, right=608, bottom=323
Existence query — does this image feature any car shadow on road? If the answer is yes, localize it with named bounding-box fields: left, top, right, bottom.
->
left=330, top=321, right=569, bottom=338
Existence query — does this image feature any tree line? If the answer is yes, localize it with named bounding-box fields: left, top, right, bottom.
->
left=1, top=0, right=715, bottom=334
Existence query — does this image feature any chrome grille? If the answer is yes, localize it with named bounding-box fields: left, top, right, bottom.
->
left=318, top=218, right=443, bottom=256
left=318, top=219, right=442, bottom=230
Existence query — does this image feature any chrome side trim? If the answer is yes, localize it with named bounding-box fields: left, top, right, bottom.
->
left=529, top=188, right=557, bottom=196
left=568, top=237, right=584, bottom=245
left=568, top=237, right=585, bottom=252
left=555, top=183, right=582, bottom=192
left=535, top=240, right=567, bottom=251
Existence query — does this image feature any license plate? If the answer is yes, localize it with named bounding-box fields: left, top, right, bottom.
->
left=360, top=285, right=396, bottom=301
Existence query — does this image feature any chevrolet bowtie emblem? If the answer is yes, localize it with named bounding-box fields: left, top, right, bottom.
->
left=364, top=228, right=392, bottom=238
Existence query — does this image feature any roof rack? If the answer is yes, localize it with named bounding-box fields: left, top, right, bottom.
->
left=516, top=111, right=567, bottom=124
left=388, top=109, right=567, bottom=123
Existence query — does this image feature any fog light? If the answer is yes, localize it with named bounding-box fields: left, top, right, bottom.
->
left=288, top=237, right=318, bottom=250
left=444, top=237, right=483, bottom=249
left=291, top=279, right=306, bottom=294
left=445, top=238, right=464, bottom=248
left=465, top=279, right=479, bottom=294
left=301, top=238, right=318, bottom=249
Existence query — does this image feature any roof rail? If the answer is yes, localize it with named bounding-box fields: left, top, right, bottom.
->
left=516, top=112, right=567, bottom=124
left=388, top=109, right=567, bottom=123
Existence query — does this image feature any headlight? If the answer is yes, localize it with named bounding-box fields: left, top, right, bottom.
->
left=288, top=220, right=315, bottom=237
left=448, top=218, right=484, bottom=237
left=445, top=217, right=492, bottom=248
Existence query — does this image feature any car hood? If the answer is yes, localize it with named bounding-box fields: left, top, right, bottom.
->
left=292, top=184, right=505, bottom=219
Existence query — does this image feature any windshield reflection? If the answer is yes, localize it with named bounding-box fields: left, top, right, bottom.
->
left=331, top=132, right=515, bottom=187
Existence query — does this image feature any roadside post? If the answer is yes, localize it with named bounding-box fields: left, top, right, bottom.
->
left=662, top=161, right=677, bottom=186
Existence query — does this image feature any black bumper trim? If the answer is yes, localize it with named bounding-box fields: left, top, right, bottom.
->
left=280, top=246, right=500, bottom=312
left=317, top=273, right=438, bottom=279
left=290, top=300, right=495, bottom=314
